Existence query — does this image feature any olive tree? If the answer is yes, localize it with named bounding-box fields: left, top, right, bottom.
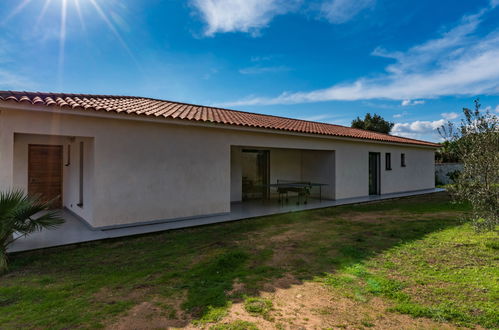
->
left=438, top=99, right=499, bottom=231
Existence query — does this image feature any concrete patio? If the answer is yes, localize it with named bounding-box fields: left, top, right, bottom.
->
left=8, top=188, right=444, bottom=253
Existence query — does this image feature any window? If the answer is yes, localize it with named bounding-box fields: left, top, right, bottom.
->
left=385, top=153, right=392, bottom=170
left=77, top=141, right=84, bottom=207
left=401, top=153, right=406, bottom=167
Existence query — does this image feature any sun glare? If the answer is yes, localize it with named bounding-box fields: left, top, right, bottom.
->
left=3, top=0, right=135, bottom=87
left=58, top=0, right=67, bottom=86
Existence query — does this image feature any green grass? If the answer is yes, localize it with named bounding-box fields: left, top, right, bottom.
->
left=210, top=320, right=259, bottom=330
left=322, top=222, right=498, bottom=328
left=1, top=192, right=495, bottom=329
left=243, top=297, right=273, bottom=318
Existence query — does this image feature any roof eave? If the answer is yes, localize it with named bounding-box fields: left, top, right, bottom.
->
left=0, top=101, right=440, bottom=149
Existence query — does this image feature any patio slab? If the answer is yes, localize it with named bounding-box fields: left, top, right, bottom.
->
left=8, top=188, right=444, bottom=253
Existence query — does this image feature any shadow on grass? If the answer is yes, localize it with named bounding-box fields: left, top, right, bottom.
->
left=0, top=192, right=469, bottom=328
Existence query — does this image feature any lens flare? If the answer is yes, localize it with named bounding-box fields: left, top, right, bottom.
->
left=2, top=0, right=32, bottom=24
left=88, top=0, right=136, bottom=61
left=4, top=0, right=138, bottom=87
left=58, top=0, right=68, bottom=88
left=35, top=0, right=52, bottom=28
left=74, top=0, right=87, bottom=32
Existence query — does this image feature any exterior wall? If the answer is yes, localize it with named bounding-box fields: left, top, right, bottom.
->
left=1, top=108, right=229, bottom=227
left=227, top=131, right=434, bottom=200
left=0, top=110, right=14, bottom=188
left=270, top=148, right=302, bottom=183
left=0, top=106, right=435, bottom=227
left=12, top=134, right=94, bottom=222
left=379, top=148, right=435, bottom=194
left=230, top=148, right=242, bottom=202
left=435, top=163, right=463, bottom=185
left=301, top=150, right=335, bottom=199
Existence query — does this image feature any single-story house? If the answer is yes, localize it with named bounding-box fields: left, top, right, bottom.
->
left=0, top=91, right=439, bottom=230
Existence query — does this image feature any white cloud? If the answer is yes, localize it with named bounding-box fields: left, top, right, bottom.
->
left=496, top=105, right=499, bottom=113
left=401, top=99, right=425, bottom=106
left=321, top=0, right=374, bottom=24
left=393, top=111, right=408, bottom=118
left=250, top=55, right=277, bottom=62
left=191, top=0, right=376, bottom=36
left=190, top=0, right=298, bottom=36
left=239, top=65, right=291, bottom=74
left=441, top=112, right=459, bottom=120
left=0, top=69, right=35, bottom=90
left=297, top=113, right=350, bottom=126
left=392, top=113, right=460, bottom=138
left=392, top=119, right=446, bottom=139
left=297, top=113, right=339, bottom=121
left=223, top=5, right=499, bottom=106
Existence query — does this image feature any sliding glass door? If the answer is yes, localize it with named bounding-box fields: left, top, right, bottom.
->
left=241, top=149, right=269, bottom=200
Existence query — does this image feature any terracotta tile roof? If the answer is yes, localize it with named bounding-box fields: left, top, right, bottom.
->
left=0, top=91, right=439, bottom=147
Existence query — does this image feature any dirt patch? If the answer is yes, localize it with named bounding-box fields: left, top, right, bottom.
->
left=93, top=286, right=152, bottom=305
left=341, top=211, right=413, bottom=224
left=215, top=280, right=461, bottom=330
left=261, top=273, right=301, bottom=293
left=106, top=294, right=192, bottom=330
left=268, top=228, right=311, bottom=243
left=338, top=210, right=460, bottom=225
left=103, top=280, right=464, bottom=330
left=265, top=228, right=312, bottom=269
left=226, top=279, right=246, bottom=296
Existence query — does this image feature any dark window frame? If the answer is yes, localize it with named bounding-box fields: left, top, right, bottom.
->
left=77, top=141, right=84, bottom=207
left=385, top=153, right=392, bottom=170
left=401, top=153, right=406, bottom=167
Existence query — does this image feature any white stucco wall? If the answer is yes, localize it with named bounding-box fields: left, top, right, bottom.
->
left=269, top=148, right=302, bottom=183
left=0, top=110, right=14, bottom=188
left=226, top=131, right=434, bottom=200
left=301, top=150, right=335, bottom=199
left=0, top=106, right=435, bottom=227
left=1, top=108, right=230, bottom=227
left=230, top=147, right=242, bottom=202
left=12, top=134, right=94, bottom=222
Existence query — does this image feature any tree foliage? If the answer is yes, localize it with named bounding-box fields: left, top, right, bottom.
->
left=435, top=140, right=461, bottom=163
left=0, top=190, right=64, bottom=272
left=351, top=113, right=394, bottom=134
left=438, top=99, right=499, bottom=231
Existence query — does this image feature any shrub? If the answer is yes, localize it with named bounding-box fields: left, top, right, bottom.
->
left=439, top=99, right=499, bottom=231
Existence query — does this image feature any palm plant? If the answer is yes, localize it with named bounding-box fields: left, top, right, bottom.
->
left=0, top=190, right=64, bottom=272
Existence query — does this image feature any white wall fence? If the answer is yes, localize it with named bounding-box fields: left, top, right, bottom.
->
left=435, top=163, right=463, bottom=185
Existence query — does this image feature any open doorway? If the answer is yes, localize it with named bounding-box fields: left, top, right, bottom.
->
left=369, top=152, right=380, bottom=195
left=241, top=149, right=269, bottom=200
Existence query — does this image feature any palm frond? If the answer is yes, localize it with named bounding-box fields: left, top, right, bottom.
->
left=1, top=190, right=65, bottom=273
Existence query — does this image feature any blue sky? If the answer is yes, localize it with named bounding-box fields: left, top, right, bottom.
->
left=1, top=0, right=499, bottom=141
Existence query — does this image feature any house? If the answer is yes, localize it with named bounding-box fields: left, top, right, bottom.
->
left=0, top=91, right=439, bottom=230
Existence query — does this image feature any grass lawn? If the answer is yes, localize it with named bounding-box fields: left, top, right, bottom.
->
left=1, top=192, right=497, bottom=329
